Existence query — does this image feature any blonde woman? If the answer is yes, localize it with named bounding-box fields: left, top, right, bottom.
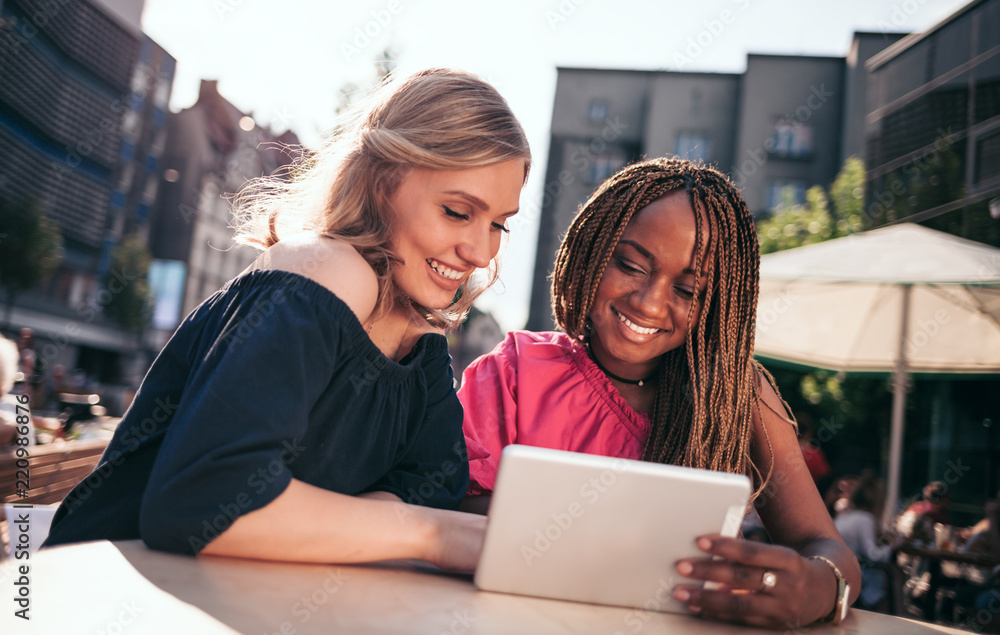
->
left=45, top=69, right=531, bottom=571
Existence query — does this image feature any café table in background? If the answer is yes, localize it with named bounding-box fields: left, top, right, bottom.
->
left=898, top=543, right=1000, bottom=569
left=896, top=542, right=999, bottom=624
left=0, top=540, right=977, bottom=634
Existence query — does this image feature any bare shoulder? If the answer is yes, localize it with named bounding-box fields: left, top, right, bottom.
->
left=264, top=233, right=378, bottom=324
left=749, top=365, right=807, bottom=495
left=754, top=364, right=797, bottom=430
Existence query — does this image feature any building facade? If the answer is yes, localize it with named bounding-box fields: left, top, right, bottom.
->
left=147, top=79, right=300, bottom=346
left=0, top=0, right=174, bottom=389
left=864, top=0, right=1000, bottom=246
left=527, top=32, right=905, bottom=330
left=863, top=0, right=1000, bottom=519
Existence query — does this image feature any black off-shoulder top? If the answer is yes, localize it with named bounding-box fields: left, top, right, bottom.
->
left=45, top=270, right=469, bottom=555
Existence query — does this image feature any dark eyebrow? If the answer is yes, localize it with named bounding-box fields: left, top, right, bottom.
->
left=444, top=191, right=489, bottom=211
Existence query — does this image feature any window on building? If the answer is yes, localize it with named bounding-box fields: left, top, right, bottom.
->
left=143, top=177, right=158, bottom=204
left=975, top=128, right=1000, bottom=184
left=768, top=120, right=813, bottom=159
left=588, top=99, right=609, bottom=125
left=149, top=260, right=186, bottom=331
left=69, top=273, right=94, bottom=311
left=122, top=110, right=140, bottom=138
left=154, top=81, right=170, bottom=110
left=118, top=162, right=135, bottom=191
left=150, top=130, right=167, bottom=157
left=131, top=62, right=150, bottom=94
left=588, top=150, right=627, bottom=185
left=690, top=88, right=703, bottom=115
left=974, top=75, right=1000, bottom=124
left=765, top=179, right=807, bottom=211
left=675, top=131, right=710, bottom=162
left=98, top=239, right=115, bottom=275
left=51, top=268, right=73, bottom=303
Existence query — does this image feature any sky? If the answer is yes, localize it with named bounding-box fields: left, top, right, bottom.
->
left=141, top=0, right=972, bottom=332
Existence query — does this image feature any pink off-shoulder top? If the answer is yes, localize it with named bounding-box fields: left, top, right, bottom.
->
left=458, top=331, right=652, bottom=494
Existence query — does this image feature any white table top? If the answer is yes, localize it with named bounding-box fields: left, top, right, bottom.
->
left=0, top=540, right=971, bottom=634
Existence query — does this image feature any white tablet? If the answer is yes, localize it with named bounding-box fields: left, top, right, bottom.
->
left=474, top=444, right=751, bottom=613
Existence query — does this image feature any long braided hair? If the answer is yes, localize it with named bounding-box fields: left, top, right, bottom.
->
left=552, top=157, right=773, bottom=493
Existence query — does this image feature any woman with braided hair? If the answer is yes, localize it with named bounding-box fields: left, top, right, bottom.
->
left=45, top=68, right=530, bottom=571
left=458, top=157, right=861, bottom=627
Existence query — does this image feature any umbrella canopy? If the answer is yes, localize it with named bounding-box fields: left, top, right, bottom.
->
left=759, top=223, right=1000, bottom=285
left=754, top=223, right=1000, bottom=527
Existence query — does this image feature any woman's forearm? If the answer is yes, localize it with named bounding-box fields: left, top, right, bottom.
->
left=799, top=536, right=863, bottom=607
left=198, top=478, right=483, bottom=569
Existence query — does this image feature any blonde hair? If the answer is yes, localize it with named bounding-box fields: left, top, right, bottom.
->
left=552, top=157, right=776, bottom=498
left=233, top=68, right=531, bottom=328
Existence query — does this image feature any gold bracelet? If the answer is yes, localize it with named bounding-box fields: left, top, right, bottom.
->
left=807, top=555, right=850, bottom=624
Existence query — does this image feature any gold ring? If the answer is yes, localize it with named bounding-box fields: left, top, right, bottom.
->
left=760, top=571, right=777, bottom=592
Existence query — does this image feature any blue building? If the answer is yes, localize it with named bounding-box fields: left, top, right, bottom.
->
left=0, top=0, right=174, bottom=390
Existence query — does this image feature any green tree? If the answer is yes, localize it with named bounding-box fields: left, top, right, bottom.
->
left=0, top=198, right=64, bottom=328
left=101, top=233, right=153, bottom=335
left=757, top=156, right=866, bottom=255
left=827, top=156, right=866, bottom=234
left=768, top=367, right=890, bottom=477
left=757, top=185, right=834, bottom=254
left=755, top=158, right=890, bottom=476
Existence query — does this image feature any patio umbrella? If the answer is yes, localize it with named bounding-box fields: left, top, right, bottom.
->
left=754, top=223, right=1000, bottom=528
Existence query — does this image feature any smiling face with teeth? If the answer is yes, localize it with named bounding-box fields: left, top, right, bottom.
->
left=587, top=190, right=710, bottom=383
left=387, top=160, right=524, bottom=310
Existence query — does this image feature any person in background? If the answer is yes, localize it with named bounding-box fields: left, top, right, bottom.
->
left=15, top=327, right=44, bottom=405
left=741, top=507, right=770, bottom=544
left=957, top=494, right=1000, bottom=632
left=893, top=481, right=955, bottom=621
left=962, top=491, right=1000, bottom=556
left=795, top=411, right=832, bottom=485
left=833, top=473, right=902, bottom=611
left=825, top=474, right=860, bottom=516
left=897, top=481, right=951, bottom=542
left=43, top=363, right=74, bottom=412
left=0, top=335, right=20, bottom=447
left=43, top=68, right=531, bottom=572
left=459, top=157, right=860, bottom=629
